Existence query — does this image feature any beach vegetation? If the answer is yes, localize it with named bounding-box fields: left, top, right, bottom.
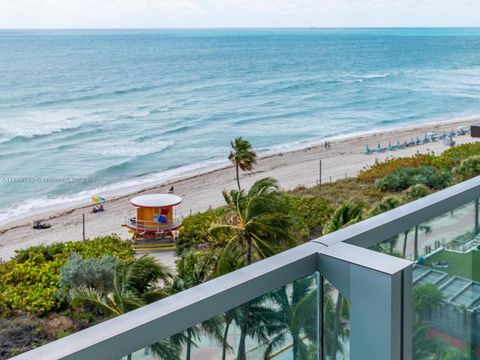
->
left=358, top=154, right=437, bottom=183
left=452, top=155, right=480, bottom=182
left=374, top=166, right=451, bottom=192
left=368, top=196, right=403, bottom=217
left=176, top=207, right=227, bottom=254
left=59, top=254, right=117, bottom=297
left=0, top=235, right=133, bottom=316
left=402, top=184, right=431, bottom=202
left=439, top=142, right=480, bottom=168
left=228, top=137, right=257, bottom=191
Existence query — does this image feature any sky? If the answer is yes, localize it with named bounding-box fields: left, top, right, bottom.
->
left=0, top=0, right=479, bottom=29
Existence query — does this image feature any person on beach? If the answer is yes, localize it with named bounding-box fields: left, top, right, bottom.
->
left=168, top=186, right=174, bottom=193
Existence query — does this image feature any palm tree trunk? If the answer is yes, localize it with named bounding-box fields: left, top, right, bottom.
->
left=237, top=237, right=252, bottom=360
left=330, top=293, right=343, bottom=360
left=246, top=237, right=252, bottom=266
left=414, top=225, right=419, bottom=260
left=237, top=318, right=248, bottom=360
left=186, top=329, right=192, bottom=360
left=221, top=319, right=231, bottom=360
left=402, top=230, right=409, bottom=258
left=292, top=330, right=300, bottom=360
left=235, top=163, right=241, bottom=191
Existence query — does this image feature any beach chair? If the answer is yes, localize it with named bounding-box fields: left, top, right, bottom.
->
left=397, top=139, right=405, bottom=149
left=422, top=134, right=429, bottom=144
left=364, top=145, right=374, bottom=155
left=415, top=136, right=421, bottom=145
left=375, top=143, right=386, bottom=153
left=448, top=130, right=456, bottom=137
left=387, top=141, right=394, bottom=151
left=439, top=131, right=447, bottom=140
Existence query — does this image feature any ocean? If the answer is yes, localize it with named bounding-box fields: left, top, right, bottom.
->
left=1, top=28, right=480, bottom=224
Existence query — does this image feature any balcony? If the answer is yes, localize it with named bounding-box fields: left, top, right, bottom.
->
left=12, top=176, right=480, bottom=360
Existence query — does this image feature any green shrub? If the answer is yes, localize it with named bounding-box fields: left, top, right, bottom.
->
left=59, top=254, right=117, bottom=297
left=286, top=195, right=333, bottom=239
left=402, top=184, right=432, bottom=202
left=358, top=154, right=437, bottom=183
left=177, top=207, right=227, bottom=253
left=452, top=155, right=480, bottom=182
left=413, top=283, right=443, bottom=318
left=439, top=142, right=480, bottom=168
left=374, top=166, right=451, bottom=192
left=0, top=235, right=133, bottom=315
left=369, top=196, right=403, bottom=217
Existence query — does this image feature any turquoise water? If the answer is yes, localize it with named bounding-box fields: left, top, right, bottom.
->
left=1, top=28, right=480, bottom=223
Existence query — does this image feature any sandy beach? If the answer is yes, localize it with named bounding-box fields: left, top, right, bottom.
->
left=1, top=117, right=479, bottom=261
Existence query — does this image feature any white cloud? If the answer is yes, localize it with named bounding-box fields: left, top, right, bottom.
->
left=0, top=0, right=479, bottom=28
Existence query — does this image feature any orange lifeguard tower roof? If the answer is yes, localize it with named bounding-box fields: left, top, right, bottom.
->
left=130, top=194, right=182, bottom=208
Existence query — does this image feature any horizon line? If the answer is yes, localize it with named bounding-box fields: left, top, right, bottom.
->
left=1, top=26, right=480, bottom=31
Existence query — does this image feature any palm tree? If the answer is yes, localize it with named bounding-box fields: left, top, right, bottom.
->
left=323, top=201, right=363, bottom=360
left=69, top=255, right=172, bottom=315
left=69, top=256, right=176, bottom=360
left=264, top=276, right=318, bottom=360
left=322, top=282, right=343, bottom=359
left=172, top=251, right=217, bottom=360
left=228, top=137, right=257, bottom=191
left=211, top=177, right=296, bottom=267
left=210, top=177, right=297, bottom=360
left=399, top=225, right=431, bottom=260
left=215, top=247, right=244, bottom=360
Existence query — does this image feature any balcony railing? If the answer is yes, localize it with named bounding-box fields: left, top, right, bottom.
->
left=12, top=176, right=480, bottom=360
left=126, top=211, right=180, bottom=233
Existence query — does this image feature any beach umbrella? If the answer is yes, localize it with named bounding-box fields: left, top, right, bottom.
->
left=426, top=132, right=436, bottom=137
left=92, top=196, right=106, bottom=204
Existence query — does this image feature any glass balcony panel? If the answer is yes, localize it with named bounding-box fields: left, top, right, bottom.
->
left=123, top=273, right=320, bottom=360
left=323, top=278, right=350, bottom=360
left=369, top=199, right=480, bottom=359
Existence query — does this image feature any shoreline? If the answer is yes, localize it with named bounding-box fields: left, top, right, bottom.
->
left=2, top=114, right=478, bottom=227
left=0, top=116, right=479, bottom=260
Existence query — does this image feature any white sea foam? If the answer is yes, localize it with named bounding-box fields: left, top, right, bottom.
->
left=94, top=139, right=175, bottom=157
left=0, top=108, right=106, bottom=141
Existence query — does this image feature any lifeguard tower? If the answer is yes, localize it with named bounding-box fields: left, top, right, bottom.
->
left=125, top=193, right=182, bottom=241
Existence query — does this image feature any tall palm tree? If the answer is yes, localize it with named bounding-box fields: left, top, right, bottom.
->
left=323, top=201, right=363, bottom=360
left=210, top=177, right=297, bottom=360
left=228, top=137, right=257, bottom=191
left=211, top=177, right=296, bottom=267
